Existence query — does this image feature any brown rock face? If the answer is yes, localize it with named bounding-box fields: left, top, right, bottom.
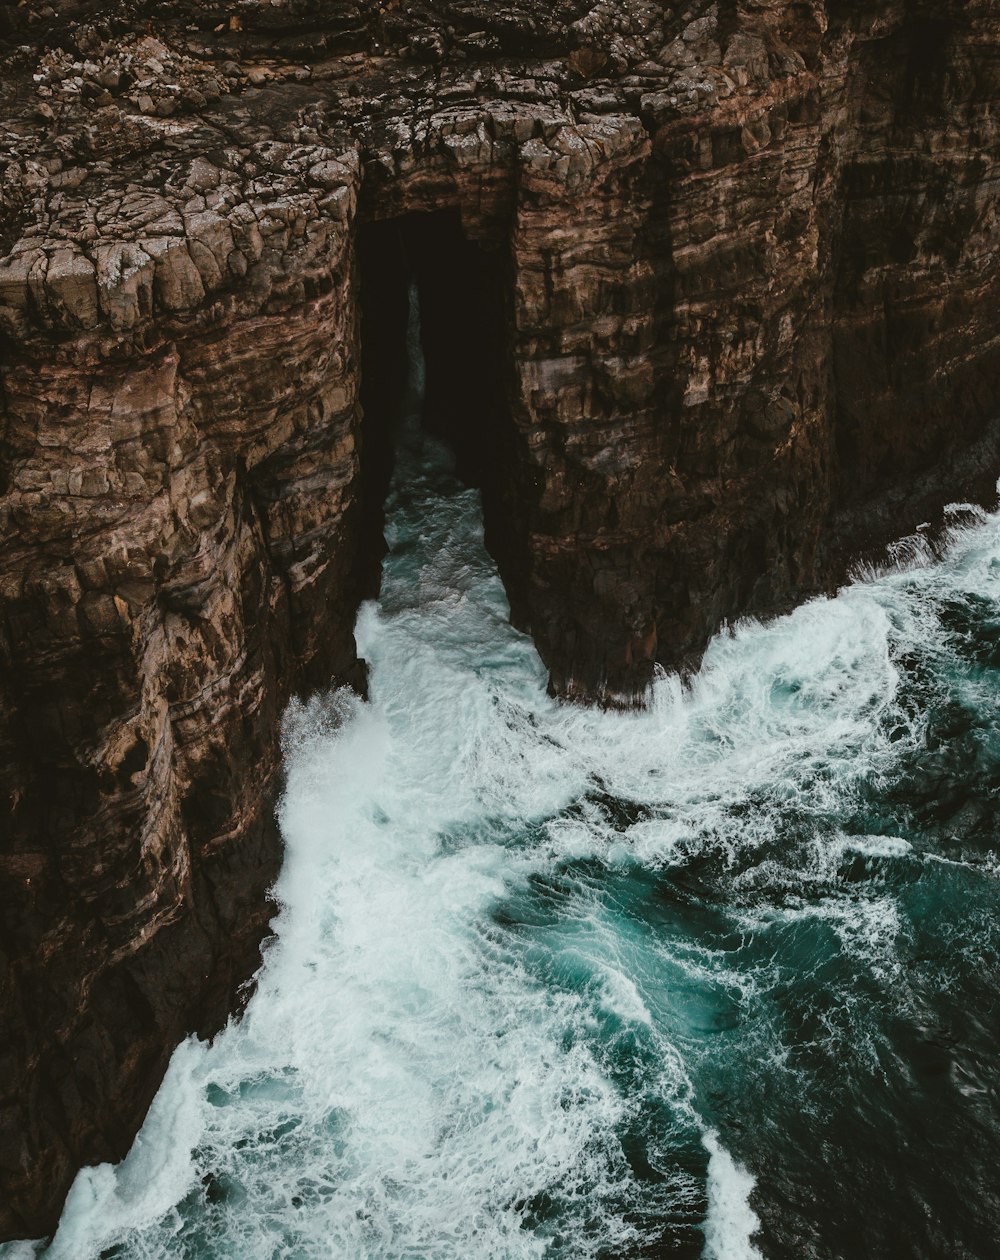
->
left=1, top=0, right=998, bottom=1238
left=0, top=141, right=367, bottom=1234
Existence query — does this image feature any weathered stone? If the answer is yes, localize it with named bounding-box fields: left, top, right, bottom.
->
left=44, top=248, right=99, bottom=328
left=93, top=241, right=154, bottom=329
left=144, top=235, right=206, bottom=310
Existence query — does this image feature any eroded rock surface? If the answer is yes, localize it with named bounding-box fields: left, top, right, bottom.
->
left=1, top=0, right=998, bottom=1237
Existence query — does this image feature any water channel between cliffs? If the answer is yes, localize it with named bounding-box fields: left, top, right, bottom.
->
left=9, top=286, right=1000, bottom=1259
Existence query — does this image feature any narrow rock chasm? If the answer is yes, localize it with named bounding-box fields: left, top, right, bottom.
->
left=357, top=210, right=526, bottom=617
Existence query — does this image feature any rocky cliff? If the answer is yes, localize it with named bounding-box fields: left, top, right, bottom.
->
left=1, top=0, right=998, bottom=1238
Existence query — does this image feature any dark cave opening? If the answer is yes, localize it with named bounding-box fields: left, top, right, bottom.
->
left=356, top=209, right=524, bottom=607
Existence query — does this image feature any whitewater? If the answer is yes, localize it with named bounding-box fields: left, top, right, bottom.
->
left=8, top=296, right=1000, bottom=1259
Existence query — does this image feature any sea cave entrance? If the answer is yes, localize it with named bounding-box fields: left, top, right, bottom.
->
left=356, top=209, right=522, bottom=604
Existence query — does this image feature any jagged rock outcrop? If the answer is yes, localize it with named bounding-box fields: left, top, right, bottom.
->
left=1, top=0, right=998, bottom=1238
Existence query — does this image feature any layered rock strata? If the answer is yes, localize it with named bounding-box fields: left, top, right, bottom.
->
left=1, top=0, right=998, bottom=1237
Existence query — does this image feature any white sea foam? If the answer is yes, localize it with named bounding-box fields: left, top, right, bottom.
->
left=45, top=1041, right=206, bottom=1259
left=701, top=1130, right=763, bottom=1260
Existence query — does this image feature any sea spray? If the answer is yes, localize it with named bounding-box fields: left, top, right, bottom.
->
left=701, top=1130, right=762, bottom=1260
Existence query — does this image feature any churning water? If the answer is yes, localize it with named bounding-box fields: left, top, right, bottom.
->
left=9, top=299, right=1000, bottom=1259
